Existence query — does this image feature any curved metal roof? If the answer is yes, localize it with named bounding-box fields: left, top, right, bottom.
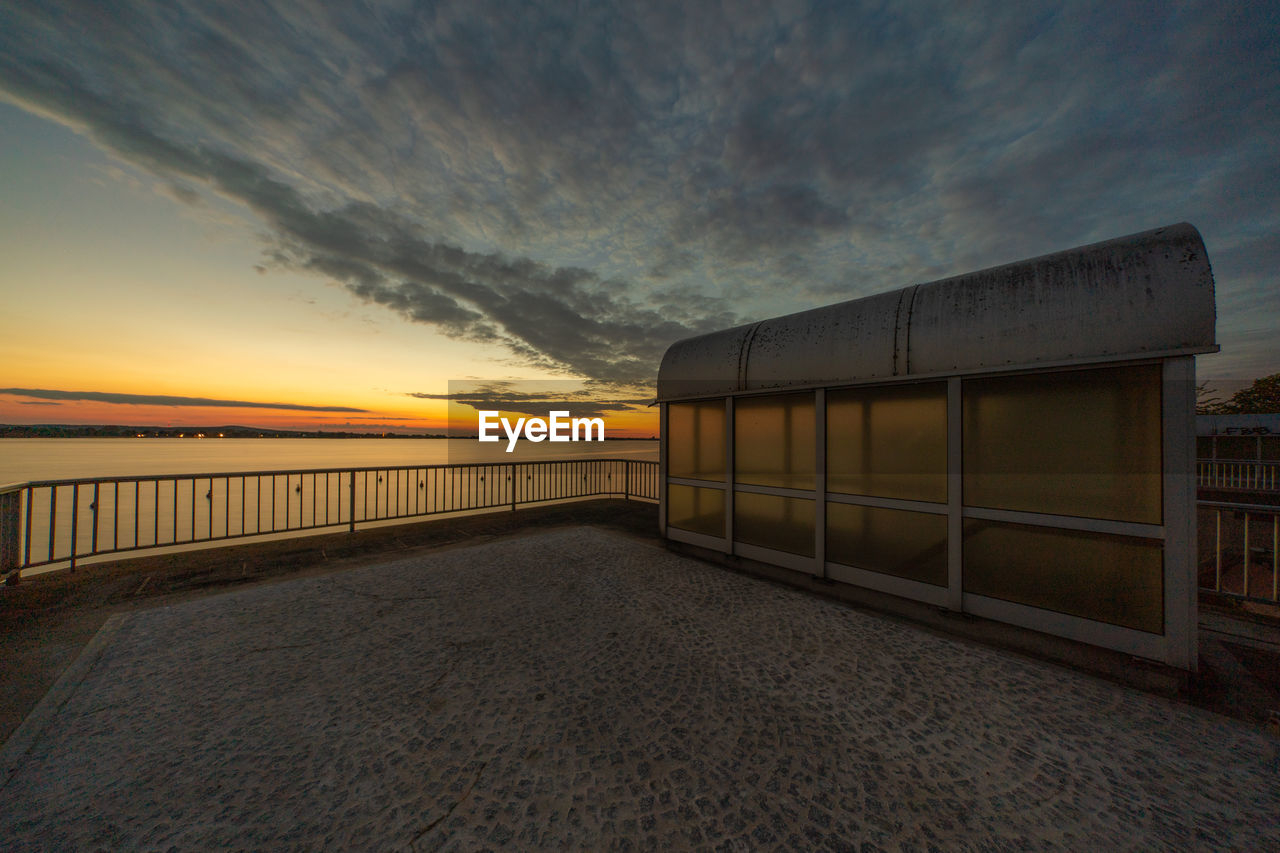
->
left=657, top=223, right=1216, bottom=401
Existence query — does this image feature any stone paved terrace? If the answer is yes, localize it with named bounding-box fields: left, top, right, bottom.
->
left=2, top=525, right=1279, bottom=850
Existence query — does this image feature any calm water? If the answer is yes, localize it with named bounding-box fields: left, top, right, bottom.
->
left=0, top=438, right=658, bottom=485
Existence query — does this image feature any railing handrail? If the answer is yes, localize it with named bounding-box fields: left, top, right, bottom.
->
left=1197, top=500, right=1280, bottom=512
left=1196, top=458, right=1279, bottom=465
left=13, top=457, right=653, bottom=490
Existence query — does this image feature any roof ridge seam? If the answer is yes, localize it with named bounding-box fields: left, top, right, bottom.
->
left=738, top=321, right=763, bottom=391
left=904, top=284, right=922, bottom=375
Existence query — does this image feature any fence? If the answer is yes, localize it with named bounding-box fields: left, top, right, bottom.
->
left=10, top=461, right=1276, bottom=606
left=0, top=459, right=659, bottom=577
left=1196, top=459, right=1280, bottom=492
left=1199, top=501, right=1279, bottom=604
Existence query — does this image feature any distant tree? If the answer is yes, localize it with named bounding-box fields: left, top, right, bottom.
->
left=1196, top=382, right=1225, bottom=415
left=1217, top=372, right=1280, bottom=414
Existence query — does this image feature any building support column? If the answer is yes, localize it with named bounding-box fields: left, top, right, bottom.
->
left=1163, top=356, right=1198, bottom=671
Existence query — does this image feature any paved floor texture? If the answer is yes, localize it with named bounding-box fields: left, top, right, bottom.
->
left=2, top=527, right=1278, bottom=851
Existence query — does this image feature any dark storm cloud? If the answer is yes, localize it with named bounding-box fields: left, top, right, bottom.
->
left=410, top=383, right=651, bottom=419
left=0, top=389, right=368, bottom=413
left=0, top=0, right=1276, bottom=382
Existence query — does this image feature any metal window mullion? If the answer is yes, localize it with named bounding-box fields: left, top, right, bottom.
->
left=725, top=396, right=734, bottom=553
left=947, top=376, right=963, bottom=611
left=960, top=505, right=1164, bottom=539
left=824, top=491, right=948, bottom=515
left=733, top=482, right=812, bottom=499
left=658, top=403, right=667, bottom=535
left=667, top=477, right=727, bottom=490
left=1161, top=356, right=1196, bottom=671
left=815, top=388, right=826, bottom=578
left=962, top=593, right=1169, bottom=660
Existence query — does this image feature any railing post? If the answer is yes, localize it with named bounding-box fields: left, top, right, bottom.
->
left=1214, top=510, right=1222, bottom=592
left=91, top=482, right=100, bottom=554
left=1243, top=512, right=1250, bottom=599
left=510, top=463, right=518, bottom=511
left=24, top=486, right=33, bottom=571
left=70, top=484, right=79, bottom=571
left=624, top=461, right=630, bottom=500
left=348, top=470, right=357, bottom=533
left=0, top=486, right=21, bottom=585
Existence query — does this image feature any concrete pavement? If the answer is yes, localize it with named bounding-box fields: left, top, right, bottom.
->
left=2, top=526, right=1277, bottom=850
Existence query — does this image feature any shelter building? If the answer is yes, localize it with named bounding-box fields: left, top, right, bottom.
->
left=656, top=223, right=1217, bottom=670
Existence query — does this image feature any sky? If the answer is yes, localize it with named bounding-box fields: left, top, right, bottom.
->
left=0, top=1, right=1276, bottom=435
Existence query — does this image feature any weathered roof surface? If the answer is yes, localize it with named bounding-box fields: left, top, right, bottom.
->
left=657, top=222, right=1217, bottom=401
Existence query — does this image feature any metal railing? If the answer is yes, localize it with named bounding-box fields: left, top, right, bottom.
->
left=1196, top=459, right=1280, bottom=492
left=0, top=459, right=659, bottom=576
left=1199, top=501, right=1279, bottom=604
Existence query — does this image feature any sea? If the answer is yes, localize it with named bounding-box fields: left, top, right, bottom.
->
left=0, top=437, right=659, bottom=485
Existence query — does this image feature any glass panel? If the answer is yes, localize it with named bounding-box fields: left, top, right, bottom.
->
left=734, top=393, right=815, bottom=490
left=734, top=492, right=814, bottom=557
left=963, top=520, right=1164, bottom=634
left=667, top=400, right=725, bottom=482
left=827, top=503, right=947, bottom=586
left=827, top=382, right=947, bottom=502
left=667, top=484, right=725, bottom=538
left=962, top=364, right=1162, bottom=524
left=1195, top=436, right=1213, bottom=459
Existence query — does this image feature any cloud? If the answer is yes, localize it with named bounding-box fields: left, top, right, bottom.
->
left=411, top=382, right=652, bottom=419
left=0, top=1, right=1276, bottom=383
left=0, top=388, right=368, bottom=413
left=342, top=416, right=436, bottom=422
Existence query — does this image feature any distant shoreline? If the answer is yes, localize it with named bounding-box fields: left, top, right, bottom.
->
left=0, top=426, right=658, bottom=440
